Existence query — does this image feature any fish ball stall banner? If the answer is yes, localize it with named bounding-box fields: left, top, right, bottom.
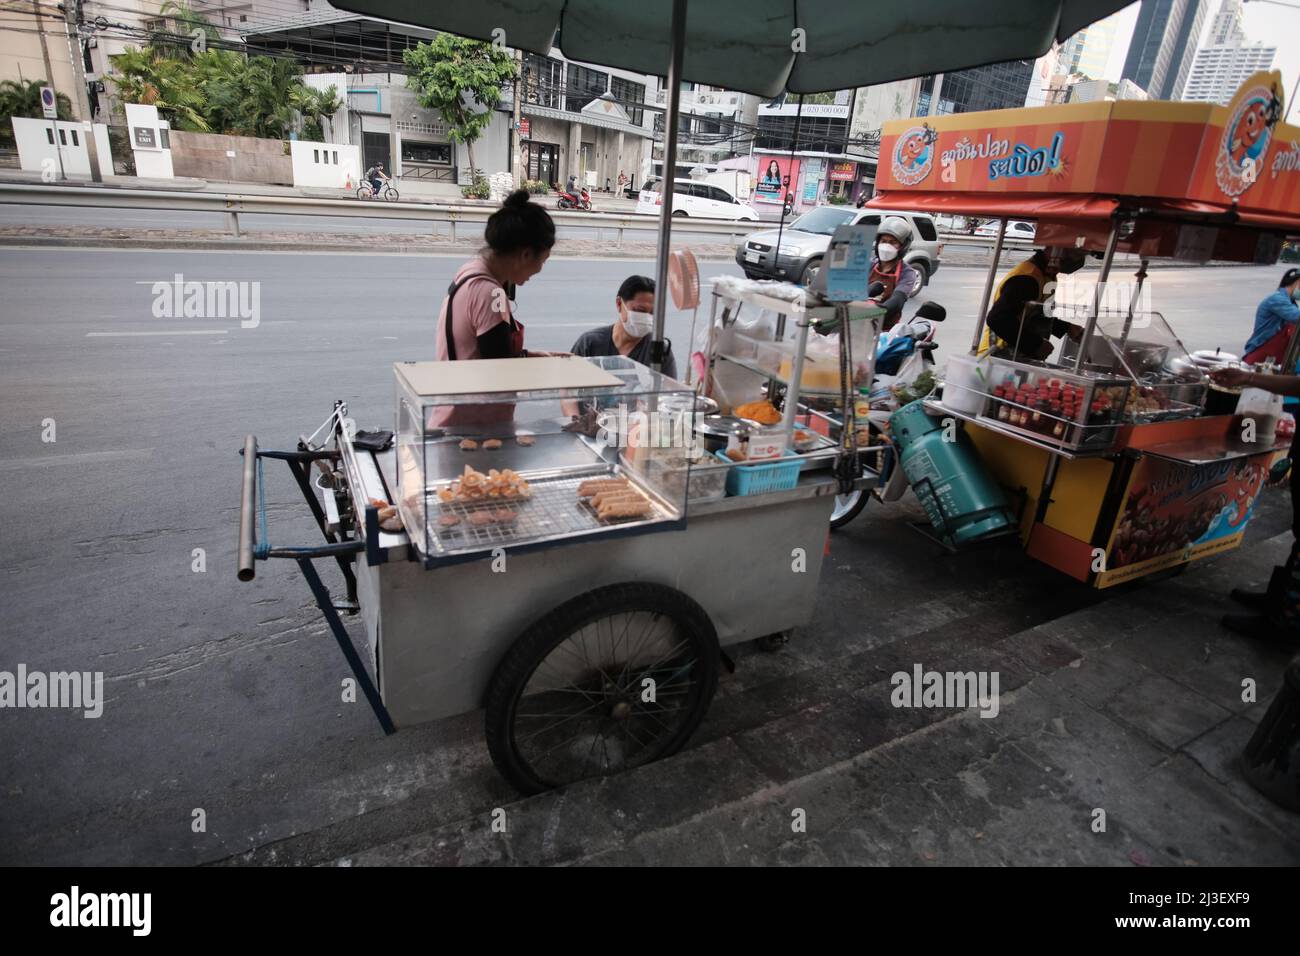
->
left=875, top=71, right=1300, bottom=229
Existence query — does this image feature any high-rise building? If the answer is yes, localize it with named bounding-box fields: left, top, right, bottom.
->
left=916, top=61, right=1037, bottom=116
left=1059, top=11, right=1123, bottom=80
left=1121, top=0, right=1208, bottom=101
left=1181, top=1, right=1276, bottom=105
left=1208, top=0, right=1245, bottom=44
left=1181, top=43, right=1276, bottom=104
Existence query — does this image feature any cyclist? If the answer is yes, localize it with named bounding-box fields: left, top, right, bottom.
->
left=364, top=162, right=389, bottom=197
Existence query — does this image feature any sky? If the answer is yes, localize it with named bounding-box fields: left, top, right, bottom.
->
left=1104, top=0, right=1300, bottom=103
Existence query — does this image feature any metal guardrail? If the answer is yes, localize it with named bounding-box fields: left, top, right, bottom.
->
left=0, top=181, right=1043, bottom=257
left=0, top=182, right=766, bottom=246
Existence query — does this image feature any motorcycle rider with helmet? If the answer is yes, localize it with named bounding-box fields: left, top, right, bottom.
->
left=868, top=216, right=923, bottom=330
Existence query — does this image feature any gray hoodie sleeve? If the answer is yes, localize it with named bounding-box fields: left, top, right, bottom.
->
left=878, top=261, right=922, bottom=313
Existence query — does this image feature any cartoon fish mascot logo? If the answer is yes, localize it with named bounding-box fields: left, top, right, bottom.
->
left=892, top=124, right=937, bottom=186
left=1216, top=76, right=1282, bottom=198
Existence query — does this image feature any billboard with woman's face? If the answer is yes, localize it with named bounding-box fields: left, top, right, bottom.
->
left=754, top=156, right=800, bottom=204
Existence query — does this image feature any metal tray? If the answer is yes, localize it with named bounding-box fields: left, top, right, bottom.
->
left=413, top=431, right=683, bottom=565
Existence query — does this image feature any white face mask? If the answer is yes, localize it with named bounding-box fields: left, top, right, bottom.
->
left=877, top=242, right=899, bottom=262
left=622, top=309, right=655, bottom=338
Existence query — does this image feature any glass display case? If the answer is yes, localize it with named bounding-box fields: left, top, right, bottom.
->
left=1062, top=310, right=1207, bottom=422
left=713, top=299, right=882, bottom=398
left=395, top=356, right=694, bottom=566
left=978, top=357, right=1129, bottom=451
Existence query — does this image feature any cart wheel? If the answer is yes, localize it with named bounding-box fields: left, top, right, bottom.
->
left=756, top=631, right=789, bottom=652
left=830, top=489, right=869, bottom=529
left=485, top=582, right=720, bottom=794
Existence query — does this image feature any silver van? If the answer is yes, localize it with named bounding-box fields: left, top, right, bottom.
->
left=736, top=207, right=943, bottom=286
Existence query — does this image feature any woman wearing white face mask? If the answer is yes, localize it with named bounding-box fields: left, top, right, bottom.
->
left=568, top=275, right=677, bottom=379
left=869, top=216, right=922, bottom=330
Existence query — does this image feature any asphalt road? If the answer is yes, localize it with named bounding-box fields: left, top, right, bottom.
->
left=0, top=247, right=1288, bottom=864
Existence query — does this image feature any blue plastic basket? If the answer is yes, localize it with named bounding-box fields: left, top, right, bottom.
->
left=714, top=449, right=803, bottom=496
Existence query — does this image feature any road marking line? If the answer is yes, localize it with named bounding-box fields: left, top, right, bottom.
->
left=0, top=448, right=154, bottom=471
left=86, top=330, right=230, bottom=337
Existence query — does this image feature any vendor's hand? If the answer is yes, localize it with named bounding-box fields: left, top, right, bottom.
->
left=1210, top=366, right=1252, bottom=388
left=1035, top=340, right=1055, bottom=360
left=1065, top=323, right=1084, bottom=342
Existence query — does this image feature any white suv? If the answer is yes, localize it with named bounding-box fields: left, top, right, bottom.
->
left=637, top=178, right=760, bottom=221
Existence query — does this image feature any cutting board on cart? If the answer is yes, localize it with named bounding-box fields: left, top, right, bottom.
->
left=396, top=357, right=622, bottom=396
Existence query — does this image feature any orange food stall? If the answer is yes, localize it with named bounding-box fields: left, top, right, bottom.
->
left=869, top=72, right=1300, bottom=587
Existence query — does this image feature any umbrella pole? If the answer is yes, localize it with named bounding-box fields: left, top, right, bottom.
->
left=1074, top=219, right=1121, bottom=372
left=970, top=217, right=1006, bottom=354
left=650, top=0, right=688, bottom=373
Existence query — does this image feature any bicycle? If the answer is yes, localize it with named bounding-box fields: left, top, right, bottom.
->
left=357, top=181, right=400, bottom=201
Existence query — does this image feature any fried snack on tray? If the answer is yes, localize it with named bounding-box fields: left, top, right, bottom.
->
left=516, top=434, right=535, bottom=446
left=734, top=400, right=781, bottom=425
left=597, top=497, right=652, bottom=520
left=591, top=490, right=642, bottom=509
left=459, top=439, right=478, bottom=451
left=482, top=438, right=503, bottom=450
left=441, top=464, right=532, bottom=504
left=577, top=477, right=630, bottom=497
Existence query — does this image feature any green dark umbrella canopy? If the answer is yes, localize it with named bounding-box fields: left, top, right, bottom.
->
left=328, top=0, right=1133, bottom=96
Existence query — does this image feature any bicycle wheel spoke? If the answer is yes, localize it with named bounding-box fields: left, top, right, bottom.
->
left=515, top=697, right=607, bottom=744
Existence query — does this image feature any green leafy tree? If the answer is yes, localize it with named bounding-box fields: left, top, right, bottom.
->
left=109, top=46, right=209, bottom=130
left=155, top=0, right=222, bottom=59
left=0, top=80, right=72, bottom=148
left=403, top=35, right=515, bottom=183
left=292, top=85, right=343, bottom=142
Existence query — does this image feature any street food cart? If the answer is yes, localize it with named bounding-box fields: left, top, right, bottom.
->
left=234, top=0, right=1136, bottom=792
left=870, top=72, right=1300, bottom=587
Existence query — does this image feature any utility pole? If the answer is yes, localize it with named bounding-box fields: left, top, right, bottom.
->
left=63, top=0, right=103, bottom=182
left=32, top=0, right=65, bottom=181
left=512, top=48, right=523, bottom=188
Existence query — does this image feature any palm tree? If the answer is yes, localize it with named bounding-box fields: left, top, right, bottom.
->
left=292, top=84, right=343, bottom=142
left=0, top=80, right=72, bottom=148
left=110, top=46, right=209, bottom=131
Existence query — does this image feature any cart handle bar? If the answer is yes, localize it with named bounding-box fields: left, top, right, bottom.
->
left=238, top=436, right=258, bottom=581
left=238, top=437, right=356, bottom=581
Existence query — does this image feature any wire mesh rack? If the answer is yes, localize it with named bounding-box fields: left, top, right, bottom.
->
left=423, top=467, right=679, bottom=560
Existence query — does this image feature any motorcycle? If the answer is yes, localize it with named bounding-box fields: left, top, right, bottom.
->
left=555, top=185, right=593, bottom=211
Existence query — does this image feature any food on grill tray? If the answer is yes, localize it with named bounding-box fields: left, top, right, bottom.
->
left=459, top=439, right=479, bottom=451
left=576, top=477, right=653, bottom=520
left=576, top=477, right=630, bottom=496
left=368, top=499, right=405, bottom=533
left=437, top=514, right=462, bottom=529
left=1123, top=386, right=1169, bottom=418
left=437, top=465, right=532, bottom=504
left=482, top=438, right=503, bottom=450
left=515, top=434, right=536, bottom=446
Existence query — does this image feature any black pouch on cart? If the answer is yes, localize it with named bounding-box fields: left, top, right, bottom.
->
left=353, top=429, right=394, bottom=452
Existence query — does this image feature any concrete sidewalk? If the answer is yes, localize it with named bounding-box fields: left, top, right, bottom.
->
left=209, top=514, right=1299, bottom=867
